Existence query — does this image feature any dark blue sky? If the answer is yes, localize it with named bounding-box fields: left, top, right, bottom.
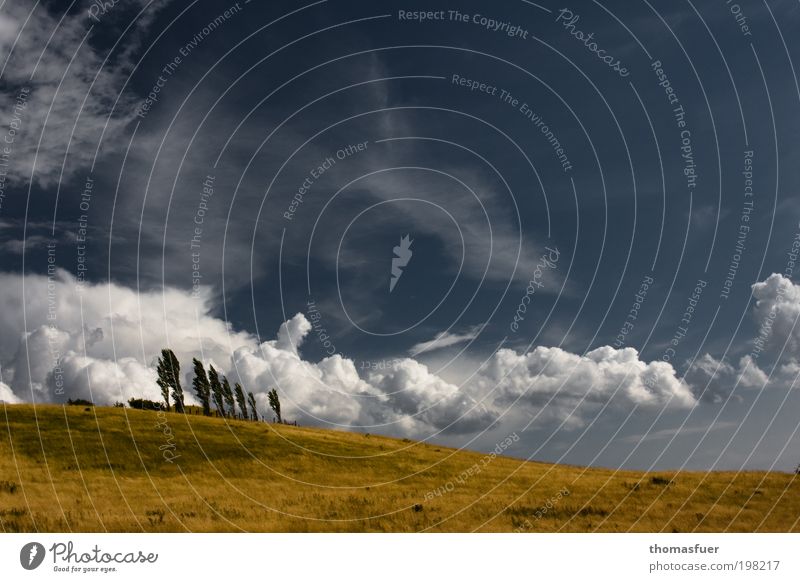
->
left=1, top=0, right=800, bottom=471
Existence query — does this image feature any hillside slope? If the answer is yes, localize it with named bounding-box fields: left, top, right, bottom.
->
left=1, top=404, right=798, bottom=532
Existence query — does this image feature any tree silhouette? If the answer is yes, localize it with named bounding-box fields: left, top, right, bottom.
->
left=267, top=388, right=281, bottom=423
left=208, top=365, right=226, bottom=417
left=191, top=358, right=212, bottom=416
left=222, top=377, right=236, bottom=418
left=247, top=392, right=258, bottom=421
left=234, top=382, right=248, bottom=420
left=156, top=349, right=183, bottom=412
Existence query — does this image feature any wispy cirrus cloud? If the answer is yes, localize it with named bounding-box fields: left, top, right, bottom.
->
left=0, top=0, right=170, bottom=188
left=409, top=326, right=482, bottom=356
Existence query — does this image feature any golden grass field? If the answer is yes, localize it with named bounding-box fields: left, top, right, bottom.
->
left=1, top=404, right=798, bottom=532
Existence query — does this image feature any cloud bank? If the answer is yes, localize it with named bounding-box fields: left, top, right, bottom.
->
left=0, top=270, right=706, bottom=438
left=12, top=272, right=800, bottom=436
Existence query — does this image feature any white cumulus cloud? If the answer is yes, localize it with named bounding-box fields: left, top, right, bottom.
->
left=482, top=345, right=697, bottom=428
left=684, top=354, right=768, bottom=403
left=0, top=381, right=23, bottom=403
left=683, top=273, right=800, bottom=403
left=751, top=273, right=800, bottom=353
left=0, top=269, right=254, bottom=403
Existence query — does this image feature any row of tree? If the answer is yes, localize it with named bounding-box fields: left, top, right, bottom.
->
left=155, top=348, right=282, bottom=422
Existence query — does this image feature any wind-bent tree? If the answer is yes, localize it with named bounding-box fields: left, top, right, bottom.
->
left=156, top=349, right=183, bottom=413
left=247, top=392, right=258, bottom=421
left=234, top=383, right=248, bottom=420
left=208, top=365, right=226, bottom=417
left=268, top=388, right=281, bottom=423
left=222, top=377, right=236, bottom=418
left=156, top=360, right=171, bottom=412
left=171, top=374, right=185, bottom=413
left=191, top=358, right=212, bottom=416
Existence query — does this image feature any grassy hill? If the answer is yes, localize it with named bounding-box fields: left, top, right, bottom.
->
left=1, top=404, right=798, bottom=532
